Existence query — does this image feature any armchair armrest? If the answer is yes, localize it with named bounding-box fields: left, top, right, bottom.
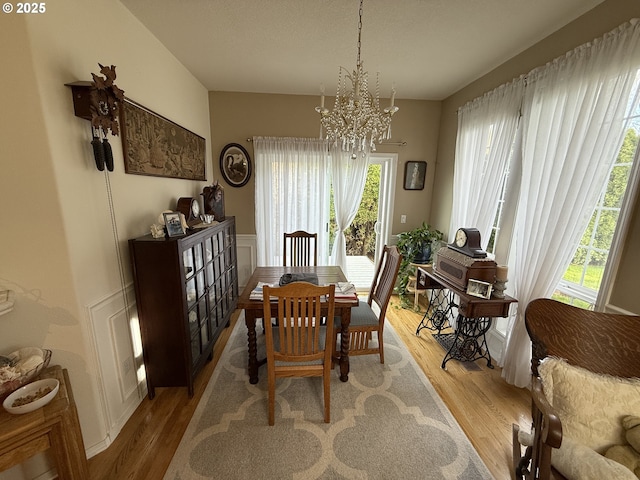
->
left=531, top=375, right=562, bottom=448
left=514, top=375, right=564, bottom=480
left=529, top=375, right=562, bottom=479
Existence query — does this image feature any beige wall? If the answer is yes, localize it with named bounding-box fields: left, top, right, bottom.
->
left=1, top=1, right=212, bottom=476
left=431, top=0, right=640, bottom=314
left=209, top=92, right=442, bottom=235
left=610, top=197, right=640, bottom=308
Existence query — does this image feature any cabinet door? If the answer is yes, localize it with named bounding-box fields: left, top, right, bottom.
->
left=184, top=242, right=208, bottom=301
left=194, top=242, right=204, bottom=271
left=183, top=248, right=197, bottom=308
left=189, top=297, right=209, bottom=366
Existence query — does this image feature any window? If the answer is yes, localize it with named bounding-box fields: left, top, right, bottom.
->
left=551, top=71, right=640, bottom=309
left=486, top=71, right=640, bottom=310
left=253, top=137, right=331, bottom=266
left=459, top=21, right=640, bottom=386
left=486, top=166, right=510, bottom=255
left=553, top=113, right=640, bottom=308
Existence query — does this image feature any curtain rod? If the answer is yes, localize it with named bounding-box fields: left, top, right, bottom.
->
left=246, top=137, right=407, bottom=146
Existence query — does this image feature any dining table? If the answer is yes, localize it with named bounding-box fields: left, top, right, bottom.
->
left=237, top=266, right=359, bottom=383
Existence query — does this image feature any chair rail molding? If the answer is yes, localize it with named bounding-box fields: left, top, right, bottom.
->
left=604, top=303, right=639, bottom=316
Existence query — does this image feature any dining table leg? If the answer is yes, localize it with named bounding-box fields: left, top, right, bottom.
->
left=245, top=310, right=259, bottom=384
left=339, top=307, right=351, bottom=382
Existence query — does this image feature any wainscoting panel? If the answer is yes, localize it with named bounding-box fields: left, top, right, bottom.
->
left=87, top=287, right=144, bottom=452
left=236, top=234, right=257, bottom=290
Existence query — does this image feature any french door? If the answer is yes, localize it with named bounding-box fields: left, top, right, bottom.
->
left=369, top=153, right=398, bottom=266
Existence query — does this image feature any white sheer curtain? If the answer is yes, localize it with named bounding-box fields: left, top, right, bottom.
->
left=449, top=78, right=525, bottom=244
left=253, top=136, right=330, bottom=266
left=502, top=19, right=640, bottom=387
left=329, top=144, right=369, bottom=274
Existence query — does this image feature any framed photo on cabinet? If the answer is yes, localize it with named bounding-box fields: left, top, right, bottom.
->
left=163, top=212, right=185, bottom=237
left=404, top=161, right=427, bottom=190
left=466, top=279, right=493, bottom=299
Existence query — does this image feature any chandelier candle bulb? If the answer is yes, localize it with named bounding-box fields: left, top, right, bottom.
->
left=496, top=265, right=509, bottom=282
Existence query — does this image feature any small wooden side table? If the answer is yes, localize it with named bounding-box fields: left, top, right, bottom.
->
left=0, top=365, right=88, bottom=479
left=406, top=263, right=432, bottom=309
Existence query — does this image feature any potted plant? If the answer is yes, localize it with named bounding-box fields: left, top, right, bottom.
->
left=395, top=222, right=444, bottom=308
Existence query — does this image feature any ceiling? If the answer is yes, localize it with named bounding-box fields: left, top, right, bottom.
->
left=120, top=0, right=606, bottom=101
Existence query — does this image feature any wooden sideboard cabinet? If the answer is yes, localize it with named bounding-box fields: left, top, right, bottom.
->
left=129, top=217, right=238, bottom=398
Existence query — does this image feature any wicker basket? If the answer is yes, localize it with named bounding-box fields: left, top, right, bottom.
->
left=0, top=348, right=52, bottom=401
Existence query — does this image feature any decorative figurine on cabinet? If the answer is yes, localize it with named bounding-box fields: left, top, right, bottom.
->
left=202, top=181, right=225, bottom=221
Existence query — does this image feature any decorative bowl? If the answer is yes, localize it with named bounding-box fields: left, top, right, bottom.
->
left=0, top=348, right=52, bottom=401
left=2, top=378, right=60, bottom=414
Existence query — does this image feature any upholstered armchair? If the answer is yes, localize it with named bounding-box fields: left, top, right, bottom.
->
left=512, top=298, right=640, bottom=480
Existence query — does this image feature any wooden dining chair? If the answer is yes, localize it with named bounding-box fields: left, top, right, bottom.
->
left=283, top=231, right=318, bottom=266
left=262, top=282, right=335, bottom=425
left=334, top=245, right=402, bottom=364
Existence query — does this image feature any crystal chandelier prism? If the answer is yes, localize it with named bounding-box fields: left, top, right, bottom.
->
left=316, top=0, right=398, bottom=158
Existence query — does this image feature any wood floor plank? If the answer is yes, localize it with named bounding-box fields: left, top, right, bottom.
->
left=88, top=298, right=531, bottom=480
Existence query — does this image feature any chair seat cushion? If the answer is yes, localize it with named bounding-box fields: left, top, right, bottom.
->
left=336, top=301, right=379, bottom=328
left=274, top=358, right=324, bottom=367
left=552, top=435, right=637, bottom=480
left=271, top=326, right=328, bottom=366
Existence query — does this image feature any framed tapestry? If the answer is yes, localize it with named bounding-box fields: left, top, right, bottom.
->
left=120, top=99, right=206, bottom=180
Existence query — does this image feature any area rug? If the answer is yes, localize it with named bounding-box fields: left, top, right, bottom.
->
left=164, top=314, right=493, bottom=480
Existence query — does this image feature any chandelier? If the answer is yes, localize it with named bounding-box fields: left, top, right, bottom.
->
left=316, top=0, right=398, bottom=158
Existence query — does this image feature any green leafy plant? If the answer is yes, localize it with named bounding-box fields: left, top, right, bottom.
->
left=395, top=222, right=444, bottom=309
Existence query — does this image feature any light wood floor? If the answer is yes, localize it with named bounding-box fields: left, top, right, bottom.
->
left=88, top=296, right=531, bottom=480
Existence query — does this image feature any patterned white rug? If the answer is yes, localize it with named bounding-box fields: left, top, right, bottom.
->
left=164, top=314, right=493, bottom=479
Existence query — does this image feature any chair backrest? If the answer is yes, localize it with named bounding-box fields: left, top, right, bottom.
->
left=525, top=298, right=640, bottom=378
left=368, top=245, right=403, bottom=322
left=263, top=282, right=335, bottom=363
left=283, top=231, right=318, bottom=266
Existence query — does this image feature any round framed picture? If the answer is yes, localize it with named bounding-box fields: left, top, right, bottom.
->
left=219, top=143, right=252, bottom=187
